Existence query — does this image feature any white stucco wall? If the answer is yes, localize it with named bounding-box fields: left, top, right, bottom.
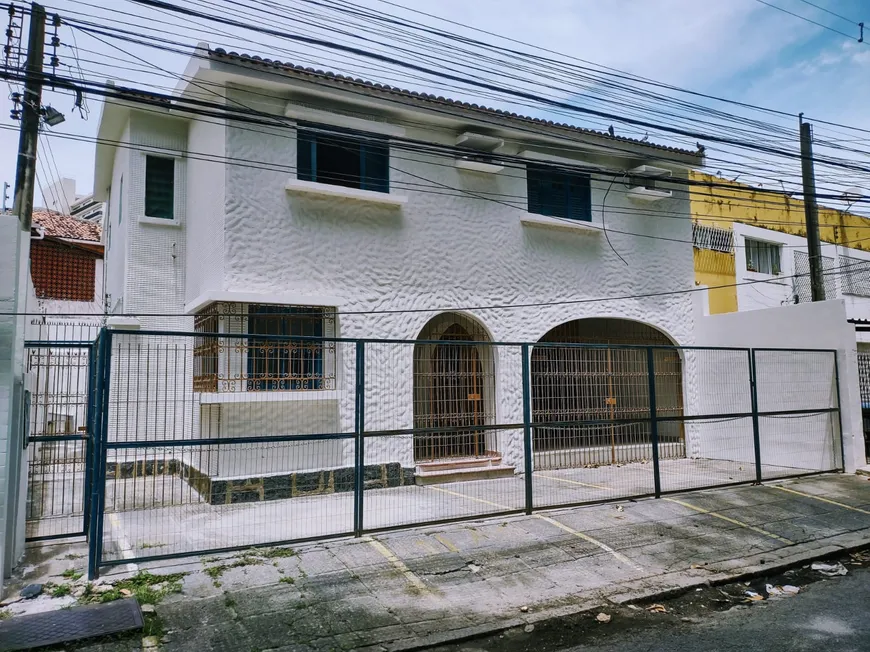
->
left=186, top=112, right=226, bottom=303
left=697, top=299, right=861, bottom=473
left=103, top=86, right=702, bottom=479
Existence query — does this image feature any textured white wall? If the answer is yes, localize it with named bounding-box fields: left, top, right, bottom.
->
left=186, top=113, right=226, bottom=303
left=110, top=94, right=700, bottom=476
left=105, top=124, right=130, bottom=315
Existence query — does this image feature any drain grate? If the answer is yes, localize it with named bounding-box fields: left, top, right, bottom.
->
left=0, top=598, right=143, bottom=651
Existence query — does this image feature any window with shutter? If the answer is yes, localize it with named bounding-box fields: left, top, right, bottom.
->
left=296, top=125, right=390, bottom=193
left=144, top=156, right=175, bottom=219
left=527, top=164, right=591, bottom=221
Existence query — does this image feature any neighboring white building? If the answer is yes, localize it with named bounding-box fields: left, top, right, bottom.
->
left=43, top=178, right=104, bottom=224
left=93, top=45, right=710, bottom=496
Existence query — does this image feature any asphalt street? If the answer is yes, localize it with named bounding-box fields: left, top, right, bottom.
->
left=445, top=566, right=870, bottom=652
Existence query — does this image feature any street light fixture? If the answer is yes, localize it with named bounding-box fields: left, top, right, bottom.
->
left=41, top=105, right=65, bottom=127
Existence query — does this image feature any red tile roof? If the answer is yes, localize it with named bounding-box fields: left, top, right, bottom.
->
left=209, top=48, right=701, bottom=160
left=32, top=210, right=102, bottom=243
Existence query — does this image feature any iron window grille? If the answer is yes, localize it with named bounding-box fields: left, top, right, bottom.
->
left=526, top=164, right=592, bottom=222
left=297, top=124, right=390, bottom=193
left=144, top=156, right=175, bottom=220
left=793, top=250, right=837, bottom=303
left=745, top=237, right=781, bottom=275
left=193, top=303, right=337, bottom=393
left=841, top=255, right=870, bottom=297
left=692, top=223, right=734, bottom=254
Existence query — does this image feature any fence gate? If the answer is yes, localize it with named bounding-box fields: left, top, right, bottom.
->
left=24, top=340, right=96, bottom=541
left=858, top=351, right=870, bottom=463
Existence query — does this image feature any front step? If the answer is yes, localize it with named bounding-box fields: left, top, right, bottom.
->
left=417, top=454, right=503, bottom=474
left=415, top=457, right=515, bottom=485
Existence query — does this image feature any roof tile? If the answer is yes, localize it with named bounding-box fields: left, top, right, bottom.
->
left=33, top=210, right=102, bottom=242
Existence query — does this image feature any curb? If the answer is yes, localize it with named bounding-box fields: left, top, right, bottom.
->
left=393, top=530, right=870, bottom=651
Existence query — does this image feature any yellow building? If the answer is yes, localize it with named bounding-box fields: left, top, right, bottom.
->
left=690, top=171, right=870, bottom=315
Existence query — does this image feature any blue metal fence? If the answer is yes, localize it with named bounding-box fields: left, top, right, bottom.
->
left=78, top=328, right=843, bottom=579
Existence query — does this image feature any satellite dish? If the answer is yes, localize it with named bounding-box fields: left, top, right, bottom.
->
left=842, top=186, right=864, bottom=202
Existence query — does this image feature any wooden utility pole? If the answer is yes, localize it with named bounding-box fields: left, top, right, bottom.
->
left=799, top=117, right=825, bottom=302
left=12, top=2, right=45, bottom=231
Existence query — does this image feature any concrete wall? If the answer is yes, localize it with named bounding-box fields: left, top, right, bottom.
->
left=696, top=299, right=861, bottom=473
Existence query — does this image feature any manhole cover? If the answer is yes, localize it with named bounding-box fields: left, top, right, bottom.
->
left=0, top=597, right=143, bottom=651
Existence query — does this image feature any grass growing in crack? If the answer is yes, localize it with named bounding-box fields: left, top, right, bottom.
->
left=95, top=570, right=187, bottom=605
left=224, top=594, right=237, bottom=608
left=278, top=576, right=295, bottom=585
left=51, top=583, right=72, bottom=598
left=64, top=553, right=85, bottom=560
left=142, top=613, right=164, bottom=638
left=139, top=542, right=167, bottom=550
left=0, top=609, right=11, bottom=620
left=259, top=547, right=295, bottom=559
left=62, top=568, right=83, bottom=581
left=203, top=554, right=264, bottom=585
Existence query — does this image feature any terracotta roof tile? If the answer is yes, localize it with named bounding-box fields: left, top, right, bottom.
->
left=209, top=48, right=701, bottom=159
left=33, top=210, right=102, bottom=242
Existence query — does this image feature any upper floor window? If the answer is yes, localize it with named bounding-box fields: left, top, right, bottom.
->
left=745, top=238, right=781, bottom=275
left=297, top=125, right=389, bottom=193
left=527, top=165, right=592, bottom=222
left=145, top=156, right=175, bottom=219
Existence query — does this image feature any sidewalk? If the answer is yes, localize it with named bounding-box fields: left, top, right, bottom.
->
left=7, top=473, right=870, bottom=651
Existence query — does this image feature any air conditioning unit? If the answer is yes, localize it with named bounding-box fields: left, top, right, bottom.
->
left=454, top=132, right=505, bottom=173
left=626, top=165, right=672, bottom=201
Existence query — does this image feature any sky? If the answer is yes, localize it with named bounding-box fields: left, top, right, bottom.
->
left=1, top=0, right=868, bottom=207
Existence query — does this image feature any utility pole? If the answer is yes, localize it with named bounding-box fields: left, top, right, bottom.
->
left=11, top=1, right=45, bottom=231
left=799, top=116, right=825, bottom=302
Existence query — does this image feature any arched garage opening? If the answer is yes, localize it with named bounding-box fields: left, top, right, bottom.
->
left=531, top=318, right=684, bottom=469
left=413, top=313, right=496, bottom=462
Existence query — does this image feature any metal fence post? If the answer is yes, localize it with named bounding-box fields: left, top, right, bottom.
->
left=832, top=351, right=846, bottom=472
left=354, top=341, right=365, bottom=536
left=647, top=347, right=661, bottom=498
left=88, top=329, right=111, bottom=580
left=82, top=340, right=97, bottom=535
left=749, top=349, right=762, bottom=484
left=521, top=344, right=533, bottom=514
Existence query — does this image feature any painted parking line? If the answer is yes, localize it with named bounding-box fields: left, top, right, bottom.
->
left=363, top=536, right=430, bottom=594
left=664, top=497, right=794, bottom=545
left=772, top=485, right=870, bottom=516
left=433, top=533, right=460, bottom=553
left=107, top=512, right=139, bottom=574
left=537, top=474, right=612, bottom=491
left=535, top=514, right=644, bottom=571
left=427, top=484, right=510, bottom=510
left=425, top=485, right=643, bottom=570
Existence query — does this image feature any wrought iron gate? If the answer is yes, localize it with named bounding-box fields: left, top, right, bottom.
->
left=24, top=339, right=96, bottom=541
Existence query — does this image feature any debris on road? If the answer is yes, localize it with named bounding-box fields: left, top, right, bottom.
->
left=766, top=584, right=800, bottom=598
left=520, top=605, right=529, bottom=613
left=646, top=604, right=667, bottom=613
left=744, top=591, right=764, bottom=602
left=524, top=624, right=535, bottom=633
left=811, top=562, right=848, bottom=576
left=596, top=612, right=612, bottom=623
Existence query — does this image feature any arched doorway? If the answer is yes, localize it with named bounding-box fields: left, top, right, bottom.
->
left=413, top=313, right=495, bottom=462
left=531, top=318, right=684, bottom=469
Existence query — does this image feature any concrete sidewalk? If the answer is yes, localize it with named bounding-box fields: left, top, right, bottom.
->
left=7, top=473, right=870, bottom=651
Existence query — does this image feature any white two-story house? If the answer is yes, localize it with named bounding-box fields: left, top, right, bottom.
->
left=92, top=45, right=704, bottom=501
